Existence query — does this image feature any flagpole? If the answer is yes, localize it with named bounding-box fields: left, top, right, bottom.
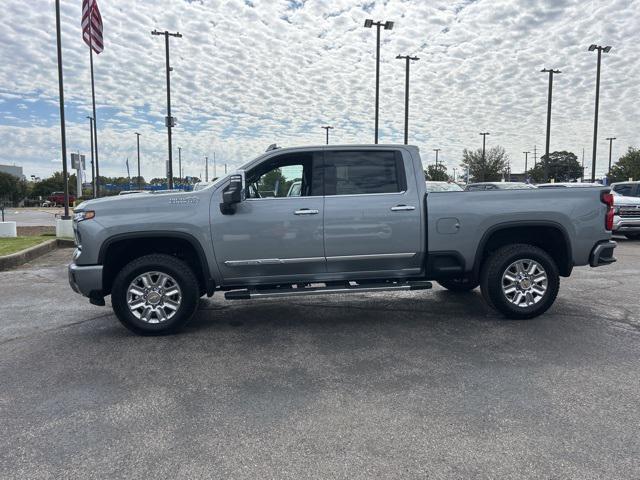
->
left=55, top=0, right=70, bottom=220
left=89, top=18, right=100, bottom=197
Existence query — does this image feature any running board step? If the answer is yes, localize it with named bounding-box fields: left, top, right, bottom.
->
left=224, top=281, right=432, bottom=300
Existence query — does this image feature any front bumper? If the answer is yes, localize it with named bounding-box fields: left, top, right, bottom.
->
left=589, top=240, right=617, bottom=267
left=613, top=215, right=640, bottom=233
left=68, top=262, right=103, bottom=297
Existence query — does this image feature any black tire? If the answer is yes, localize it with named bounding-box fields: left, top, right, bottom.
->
left=111, top=254, right=200, bottom=335
left=480, top=244, right=559, bottom=320
left=624, top=233, right=640, bottom=240
left=437, top=278, right=479, bottom=292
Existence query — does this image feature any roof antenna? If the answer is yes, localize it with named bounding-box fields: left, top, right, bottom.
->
left=265, top=143, right=280, bottom=152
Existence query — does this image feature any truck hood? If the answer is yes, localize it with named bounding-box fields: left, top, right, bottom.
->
left=74, top=190, right=209, bottom=212
left=613, top=194, right=640, bottom=206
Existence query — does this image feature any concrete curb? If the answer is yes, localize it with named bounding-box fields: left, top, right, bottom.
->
left=0, top=238, right=74, bottom=272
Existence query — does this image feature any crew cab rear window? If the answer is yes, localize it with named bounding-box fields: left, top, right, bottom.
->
left=324, top=150, right=406, bottom=195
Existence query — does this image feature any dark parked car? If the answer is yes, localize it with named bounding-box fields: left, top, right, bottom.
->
left=47, top=191, right=76, bottom=206
left=465, top=182, right=536, bottom=191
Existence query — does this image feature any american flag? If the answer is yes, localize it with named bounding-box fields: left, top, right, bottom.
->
left=81, top=0, right=103, bottom=54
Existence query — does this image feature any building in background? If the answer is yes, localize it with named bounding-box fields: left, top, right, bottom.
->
left=0, top=164, right=25, bottom=180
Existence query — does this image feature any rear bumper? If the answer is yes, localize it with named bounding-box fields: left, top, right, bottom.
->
left=589, top=240, right=617, bottom=267
left=613, top=216, right=640, bottom=233
left=68, top=262, right=103, bottom=297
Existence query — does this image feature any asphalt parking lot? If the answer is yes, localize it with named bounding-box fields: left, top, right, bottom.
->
left=1, top=240, right=639, bottom=479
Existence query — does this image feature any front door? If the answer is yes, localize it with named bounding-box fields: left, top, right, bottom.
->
left=322, top=149, right=423, bottom=275
left=211, top=150, right=325, bottom=285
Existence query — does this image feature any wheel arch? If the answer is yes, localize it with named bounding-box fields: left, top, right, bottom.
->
left=473, top=221, right=573, bottom=279
left=99, top=231, right=215, bottom=296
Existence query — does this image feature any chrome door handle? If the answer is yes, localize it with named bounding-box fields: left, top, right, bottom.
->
left=390, top=205, right=416, bottom=211
left=294, top=209, right=319, bottom=215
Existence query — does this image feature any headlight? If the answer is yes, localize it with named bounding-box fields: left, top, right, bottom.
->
left=73, top=210, right=95, bottom=222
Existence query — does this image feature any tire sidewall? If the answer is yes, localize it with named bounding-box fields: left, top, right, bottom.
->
left=112, top=255, right=199, bottom=335
left=485, top=246, right=559, bottom=319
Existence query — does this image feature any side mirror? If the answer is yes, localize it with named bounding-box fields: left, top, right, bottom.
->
left=220, top=171, right=246, bottom=215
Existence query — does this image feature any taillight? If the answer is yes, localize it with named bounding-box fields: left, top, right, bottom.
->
left=601, top=191, right=614, bottom=231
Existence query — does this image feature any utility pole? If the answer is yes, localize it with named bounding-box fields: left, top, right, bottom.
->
left=581, top=148, right=585, bottom=182
left=151, top=29, right=182, bottom=189
left=134, top=132, right=141, bottom=190
left=479, top=132, right=490, bottom=182
left=321, top=125, right=333, bottom=145
left=224, top=164, right=227, bottom=174
left=205, top=156, right=208, bottom=182
left=213, top=152, right=216, bottom=179
left=522, top=151, right=530, bottom=181
left=364, top=19, right=394, bottom=144
left=453, top=167, right=457, bottom=182
left=588, top=44, right=612, bottom=182
left=533, top=144, right=538, bottom=166
left=541, top=68, right=561, bottom=181
left=177, top=147, right=182, bottom=180
left=87, top=116, right=95, bottom=197
left=433, top=148, right=440, bottom=175
left=606, top=137, right=616, bottom=177
left=396, top=54, right=420, bottom=144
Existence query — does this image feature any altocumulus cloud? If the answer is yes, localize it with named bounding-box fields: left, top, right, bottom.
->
left=0, top=0, right=638, bottom=179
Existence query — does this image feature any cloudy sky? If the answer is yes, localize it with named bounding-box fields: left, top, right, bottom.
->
left=0, top=0, right=638, bottom=181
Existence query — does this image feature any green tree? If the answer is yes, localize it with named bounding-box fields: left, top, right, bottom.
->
left=527, top=151, right=582, bottom=183
left=258, top=168, right=288, bottom=197
left=609, top=147, right=640, bottom=182
left=31, top=172, right=76, bottom=197
left=0, top=171, right=29, bottom=205
left=424, top=164, right=449, bottom=181
left=460, top=146, right=509, bottom=182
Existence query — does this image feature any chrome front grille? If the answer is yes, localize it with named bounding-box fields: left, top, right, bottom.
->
left=619, top=206, right=640, bottom=218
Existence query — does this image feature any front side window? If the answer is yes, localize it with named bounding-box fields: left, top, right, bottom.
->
left=324, top=150, right=405, bottom=196
left=245, top=152, right=320, bottom=198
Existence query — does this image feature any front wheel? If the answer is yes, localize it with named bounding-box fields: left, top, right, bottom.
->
left=480, top=244, right=559, bottom=320
left=111, top=254, right=200, bottom=335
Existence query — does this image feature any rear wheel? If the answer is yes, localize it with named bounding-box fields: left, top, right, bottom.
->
left=480, top=244, right=559, bottom=319
left=437, top=278, right=479, bottom=292
left=624, top=233, right=640, bottom=240
left=111, top=254, right=200, bottom=335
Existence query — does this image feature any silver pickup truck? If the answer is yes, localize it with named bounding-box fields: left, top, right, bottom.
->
left=69, top=145, right=617, bottom=335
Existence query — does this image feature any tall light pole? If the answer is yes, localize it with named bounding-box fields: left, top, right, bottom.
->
left=152, top=29, right=182, bottom=189
left=396, top=54, right=419, bottom=144
left=480, top=132, right=490, bottom=181
left=522, top=151, right=530, bottom=181
left=606, top=137, right=616, bottom=176
left=55, top=0, right=70, bottom=219
left=433, top=148, right=440, bottom=174
left=364, top=19, right=394, bottom=144
left=205, top=156, right=208, bottom=182
left=541, top=68, right=560, bottom=180
left=178, top=146, right=182, bottom=181
left=135, top=132, right=141, bottom=190
left=321, top=125, right=333, bottom=145
left=87, top=116, right=95, bottom=198
left=588, top=44, right=612, bottom=182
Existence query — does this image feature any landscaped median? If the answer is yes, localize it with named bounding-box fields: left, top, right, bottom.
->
left=0, top=236, right=74, bottom=271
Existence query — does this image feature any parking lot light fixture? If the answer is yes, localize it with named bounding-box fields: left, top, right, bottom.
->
left=588, top=44, right=612, bottom=182
left=364, top=18, right=395, bottom=144
left=396, top=54, right=420, bottom=144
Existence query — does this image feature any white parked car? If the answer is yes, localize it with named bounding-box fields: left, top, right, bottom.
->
left=612, top=191, right=640, bottom=240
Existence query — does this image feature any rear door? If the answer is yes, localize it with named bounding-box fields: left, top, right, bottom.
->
left=322, top=149, right=423, bottom=275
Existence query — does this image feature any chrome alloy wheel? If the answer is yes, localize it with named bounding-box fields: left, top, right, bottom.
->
left=501, top=259, right=548, bottom=308
left=126, top=271, right=182, bottom=323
